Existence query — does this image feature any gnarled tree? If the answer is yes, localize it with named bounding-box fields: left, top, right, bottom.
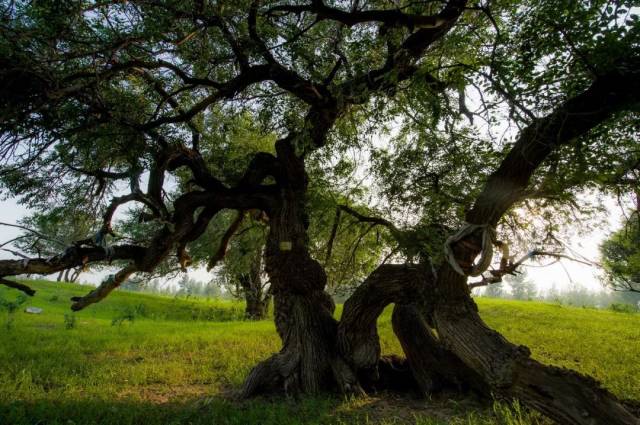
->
left=0, top=1, right=639, bottom=424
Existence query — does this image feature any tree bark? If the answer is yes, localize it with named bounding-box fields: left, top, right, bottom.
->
left=432, top=269, right=639, bottom=424
left=241, top=139, right=362, bottom=397
left=337, top=264, right=433, bottom=380
left=240, top=222, right=360, bottom=396
left=337, top=263, right=485, bottom=396
left=392, top=304, right=487, bottom=396
left=415, top=57, right=640, bottom=424
left=242, top=283, right=270, bottom=320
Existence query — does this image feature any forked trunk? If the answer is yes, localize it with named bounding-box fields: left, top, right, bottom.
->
left=337, top=263, right=484, bottom=395
left=391, top=304, right=487, bottom=396
left=240, top=137, right=638, bottom=424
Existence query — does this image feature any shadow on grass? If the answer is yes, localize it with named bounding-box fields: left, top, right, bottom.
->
left=0, top=391, right=496, bottom=425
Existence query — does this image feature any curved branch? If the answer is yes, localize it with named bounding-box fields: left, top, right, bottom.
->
left=433, top=55, right=640, bottom=425
left=467, top=56, right=640, bottom=228
left=336, top=0, right=468, bottom=104
left=266, top=2, right=447, bottom=29
left=337, top=263, right=434, bottom=371
left=0, top=244, right=146, bottom=278
left=138, top=64, right=271, bottom=129
left=207, top=211, right=245, bottom=271
left=0, top=278, right=35, bottom=296
left=70, top=263, right=137, bottom=310
left=337, top=205, right=401, bottom=238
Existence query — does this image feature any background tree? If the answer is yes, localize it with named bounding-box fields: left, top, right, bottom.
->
left=601, top=214, right=640, bottom=296
left=175, top=274, right=222, bottom=298
left=483, top=280, right=504, bottom=299
left=208, top=212, right=272, bottom=319
left=506, top=270, right=536, bottom=301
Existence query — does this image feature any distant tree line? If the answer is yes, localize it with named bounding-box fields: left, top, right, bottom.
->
left=477, top=270, right=640, bottom=310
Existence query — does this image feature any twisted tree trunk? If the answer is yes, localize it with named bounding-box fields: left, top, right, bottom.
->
left=240, top=202, right=361, bottom=396
left=424, top=58, right=640, bottom=425
left=241, top=139, right=362, bottom=396
left=240, top=58, right=640, bottom=423
left=431, top=263, right=639, bottom=425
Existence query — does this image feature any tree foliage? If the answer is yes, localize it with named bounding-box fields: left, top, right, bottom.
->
left=601, top=214, right=640, bottom=294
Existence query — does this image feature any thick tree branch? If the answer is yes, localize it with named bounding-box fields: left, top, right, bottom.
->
left=0, top=278, right=35, bottom=296
left=336, top=0, right=467, bottom=104
left=467, top=57, right=640, bottom=228
left=249, top=1, right=332, bottom=106
left=166, top=144, right=226, bottom=191
left=70, top=263, right=137, bottom=310
left=266, top=2, right=447, bottom=29
left=431, top=55, right=640, bottom=425
left=0, top=244, right=146, bottom=278
left=338, top=263, right=434, bottom=372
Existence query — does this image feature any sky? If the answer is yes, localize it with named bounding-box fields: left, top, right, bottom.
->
left=504, top=197, right=625, bottom=293
left=0, top=192, right=630, bottom=295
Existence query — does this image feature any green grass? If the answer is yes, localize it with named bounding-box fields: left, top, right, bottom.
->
left=0, top=280, right=638, bottom=425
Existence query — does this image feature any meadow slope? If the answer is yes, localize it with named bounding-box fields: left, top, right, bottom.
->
left=0, top=280, right=639, bottom=425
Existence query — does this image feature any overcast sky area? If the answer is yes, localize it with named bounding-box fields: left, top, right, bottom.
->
left=0, top=191, right=631, bottom=295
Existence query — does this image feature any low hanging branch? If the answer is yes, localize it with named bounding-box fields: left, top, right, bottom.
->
left=0, top=142, right=277, bottom=310
left=0, top=243, right=146, bottom=299
left=70, top=263, right=138, bottom=311
left=0, top=245, right=146, bottom=278
left=207, top=210, right=246, bottom=271
left=0, top=277, right=35, bottom=296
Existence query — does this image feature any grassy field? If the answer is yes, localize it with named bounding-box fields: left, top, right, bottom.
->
left=0, top=280, right=638, bottom=425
